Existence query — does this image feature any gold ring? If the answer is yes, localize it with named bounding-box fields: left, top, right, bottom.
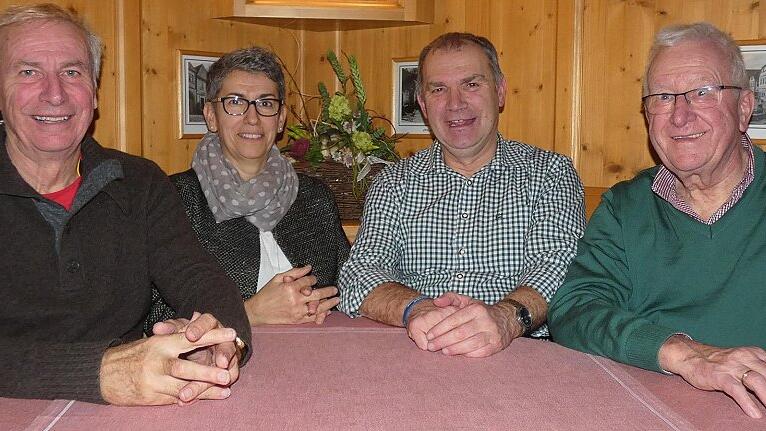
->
left=741, top=369, right=753, bottom=383
left=234, top=336, right=246, bottom=351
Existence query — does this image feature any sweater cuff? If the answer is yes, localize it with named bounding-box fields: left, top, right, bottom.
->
left=623, top=323, right=677, bottom=373
left=33, top=341, right=111, bottom=403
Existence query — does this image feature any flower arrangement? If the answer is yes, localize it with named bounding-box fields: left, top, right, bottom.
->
left=285, top=50, right=399, bottom=197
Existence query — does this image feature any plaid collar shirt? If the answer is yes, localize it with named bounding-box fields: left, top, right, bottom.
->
left=651, top=135, right=754, bottom=225
left=338, top=135, right=586, bottom=337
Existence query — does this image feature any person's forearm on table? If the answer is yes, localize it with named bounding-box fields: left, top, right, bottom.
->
left=360, top=284, right=462, bottom=351
left=658, top=334, right=766, bottom=419
left=496, top=285, right=548, bottom=332
left=359, top=282, right=428, bottom=327
left=416, top=286, right=548, bottom=357
left=359, top=282, right=426, bottom=326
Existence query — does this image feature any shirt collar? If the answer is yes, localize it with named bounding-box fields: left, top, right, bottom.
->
left=651, top=134, right=755, bottom=223
left=424, top=133, right=514, bottom=175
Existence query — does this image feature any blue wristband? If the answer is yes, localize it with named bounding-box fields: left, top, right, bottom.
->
left=402, top=295, right=430, bottom=327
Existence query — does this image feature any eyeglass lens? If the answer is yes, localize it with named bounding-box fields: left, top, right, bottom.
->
left=220, top=96, right=281, bottom=117
left=643, top=86, right=739, bottom=114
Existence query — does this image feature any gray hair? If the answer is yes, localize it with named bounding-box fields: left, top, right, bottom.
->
left=644, top=22, right=746, bottom=94
left=206, top=46, right=285, bottom=101
left=0, top=3, right=102, bottom=85
left=416, top=32, right=504, bottom=96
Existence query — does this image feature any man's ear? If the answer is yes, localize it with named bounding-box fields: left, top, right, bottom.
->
left=738, top=89, right=755, bottom=133
left=417, top=91, right=428, bottom=122
left=496, top=76, right=507, bottom=109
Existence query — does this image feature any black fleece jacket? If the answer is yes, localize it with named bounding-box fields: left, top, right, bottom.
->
left=0, top=130, right=251, bottom=403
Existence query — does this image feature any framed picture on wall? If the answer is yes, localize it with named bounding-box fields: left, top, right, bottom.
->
left=392, top=58, right=430, bottom=136
left=740, top=41, right=766, bottom=144
left=178, top=50, right=221, bottom=139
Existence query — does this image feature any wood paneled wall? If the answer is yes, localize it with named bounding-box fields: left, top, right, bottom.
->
left=298, top=1, right=561, bottom=158
left=136, top=0, right=766, bottom=185
left=3, top=1, right=766, bottom=187
left=576, top=0, right=766, bottom=186
left=140, top=0, right=306, bottom=173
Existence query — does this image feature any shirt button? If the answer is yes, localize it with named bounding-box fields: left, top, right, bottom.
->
left=458, top=248, right=467, bottom=256
left=66, top=260, right=81, bottom=273
left=460, top=212, right=468, bottom=219
left=455, top=272, right=464, bottom=280
left=466, top=179, right=473, bottom=185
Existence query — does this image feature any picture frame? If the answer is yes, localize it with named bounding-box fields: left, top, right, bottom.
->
left=739, top=41, right=766, bottom=144
left=392, top=58, right=430, bottom=136
left=178, top=50, right=221, bottom=139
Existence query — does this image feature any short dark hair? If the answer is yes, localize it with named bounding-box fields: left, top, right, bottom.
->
left=416, top=32, right=504, bottom=95
left=206, top=46, right=285, bottom=101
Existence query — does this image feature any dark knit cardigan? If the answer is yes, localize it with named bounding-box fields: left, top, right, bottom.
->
left=0, top=131, right=251, bottom=403
left=145, top=169, right=350, bottom=330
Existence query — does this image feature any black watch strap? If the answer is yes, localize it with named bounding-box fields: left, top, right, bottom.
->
left=504, top=299, right=532, bottom=336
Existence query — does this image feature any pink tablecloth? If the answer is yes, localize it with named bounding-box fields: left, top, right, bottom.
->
left=3, top=313, right=763, bottom=430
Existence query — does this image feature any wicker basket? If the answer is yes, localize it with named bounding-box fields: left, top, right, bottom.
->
left=293, top=161, right=382, bottom=220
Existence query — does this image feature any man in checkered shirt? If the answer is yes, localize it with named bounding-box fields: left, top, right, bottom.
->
left=337, top=32, right=585, bottom=357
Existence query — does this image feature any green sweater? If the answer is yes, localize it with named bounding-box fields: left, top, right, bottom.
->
left=549, top=146, right=766, bottom=372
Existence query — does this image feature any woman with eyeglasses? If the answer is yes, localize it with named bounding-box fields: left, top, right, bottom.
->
left=145, top=47, right=349, bottom=331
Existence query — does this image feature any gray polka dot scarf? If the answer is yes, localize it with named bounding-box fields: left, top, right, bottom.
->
left=192, top=132, right=299, bottom=231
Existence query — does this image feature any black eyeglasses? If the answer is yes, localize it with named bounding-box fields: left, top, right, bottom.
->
left=210, top=96, right=282, bottom=117
left=642, top=85, right=742, bottom=114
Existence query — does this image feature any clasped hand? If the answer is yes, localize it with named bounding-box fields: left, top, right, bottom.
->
left=245, top=265, right=339, bottom=325
left=100, top=312, right=240, bottom=406
left=406, top=292, right=521, bottom=358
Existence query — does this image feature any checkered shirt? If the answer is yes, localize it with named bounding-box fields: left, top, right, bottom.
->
left=338, top=135, right=586, bottom=337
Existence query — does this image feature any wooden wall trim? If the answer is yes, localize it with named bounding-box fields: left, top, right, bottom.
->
left=554, top=0, right=584, bottom=167
left=226, top=0, right=434, bottom=23
left=568, top=0, right=584, bottom=168
left=115, top=0, right=142, bottom=156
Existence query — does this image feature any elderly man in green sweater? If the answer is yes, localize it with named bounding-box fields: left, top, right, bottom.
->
left=549, top=22, right=766, bottom=419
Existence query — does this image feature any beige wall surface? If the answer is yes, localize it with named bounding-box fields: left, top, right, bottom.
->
left=2, top=0, right=764, bottom=186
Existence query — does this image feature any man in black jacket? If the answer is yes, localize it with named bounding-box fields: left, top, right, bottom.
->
left=0, top=4, right=251, bottom=405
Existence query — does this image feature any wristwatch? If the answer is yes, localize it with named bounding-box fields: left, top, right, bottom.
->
left=505, top=299, right=532, bottom=336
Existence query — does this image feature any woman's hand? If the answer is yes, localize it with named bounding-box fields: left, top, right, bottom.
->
left=244, top=265, right=339, bottom=325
